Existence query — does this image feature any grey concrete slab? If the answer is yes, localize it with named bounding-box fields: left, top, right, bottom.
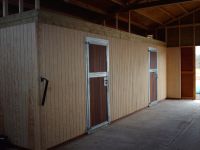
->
left=54, top=100, right=200, bottom=150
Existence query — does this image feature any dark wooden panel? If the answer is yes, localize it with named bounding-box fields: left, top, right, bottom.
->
left=90, top=77, right=108, bottom=127
left=181, top=73, right=194, bottom=98
left=195, top=26, right=200, bottom=46
left=167, top=28, right=179, bottom=47
left=89, top=44, right=107, bottom=72
left=157, top=28, right=165, bottom=42
left=195, top=10, right=200, bottom=23
left=181, top=47, right=194, bottom=71
left=150, top=72, right=157, bottom=102
left=150, top=52, right=157, bottom=69
left=181, top=47, right=195, bottom=99
left=180, top=14, right=193, bottom=25
left=180, top=27, right=194, bottom=46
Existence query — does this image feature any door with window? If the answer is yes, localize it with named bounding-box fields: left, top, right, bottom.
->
left=86, top=37, right=110, bottom=130
left=149, top=49, right=158, bottom=103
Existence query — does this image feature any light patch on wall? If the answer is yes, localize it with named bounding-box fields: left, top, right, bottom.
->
left=195, top=46, right=200, bottom=99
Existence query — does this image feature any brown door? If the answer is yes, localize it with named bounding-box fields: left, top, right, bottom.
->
left=181, top=47, right=195, bottom=99
left=149, top=51, right=158, bottom=102
left=88, top=44, right=108, bottom=128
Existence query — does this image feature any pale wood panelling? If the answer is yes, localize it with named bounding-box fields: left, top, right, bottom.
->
left=38, top=24, right=87, bottom=149
left=167, top=47, right=181, bottom=98
left=0, top=23, right=40, bottom=149
left=39, top=23, right=167, bottom=149
left=157, top=45, right=167, bottom=100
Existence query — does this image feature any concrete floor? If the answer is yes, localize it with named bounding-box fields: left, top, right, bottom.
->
left=54, top=100, right=200, bottom=150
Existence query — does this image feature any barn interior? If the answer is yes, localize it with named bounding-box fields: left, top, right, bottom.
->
left=0, top=0, right=200, bottom=150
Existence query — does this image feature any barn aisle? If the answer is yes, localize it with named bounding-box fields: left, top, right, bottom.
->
left=54, top=100, right=200, bottom=150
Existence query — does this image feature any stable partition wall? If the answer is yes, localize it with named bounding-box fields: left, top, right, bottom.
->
left=0, top=22, right=40, bottom=149
left=0, top=10, right=167, bottom=149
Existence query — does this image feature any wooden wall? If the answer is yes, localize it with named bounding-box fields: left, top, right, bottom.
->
left=167, top=47, right=181, bottom=98
left=0, top=23, right=40, bottom=149
left=38, top=23, right=167, bottom=149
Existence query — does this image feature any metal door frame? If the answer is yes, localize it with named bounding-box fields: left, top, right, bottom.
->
left=85, top=37, right=110, bottom=132
left=148, top=47, right=158, bottom=105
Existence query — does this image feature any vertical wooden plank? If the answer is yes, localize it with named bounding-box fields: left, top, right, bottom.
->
left=2, top=0, right=8, bottom=17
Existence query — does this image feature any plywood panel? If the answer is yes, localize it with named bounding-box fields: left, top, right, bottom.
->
left=0, top=23, right=40, bottom=149
left=167, top=47, right=181, bottom=98
left=38, top=23, right=167, bottom=149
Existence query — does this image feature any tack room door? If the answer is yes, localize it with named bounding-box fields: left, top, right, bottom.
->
left=86, top=37, right=110, bottom=130
left=149, top=49, right=158, bottom=103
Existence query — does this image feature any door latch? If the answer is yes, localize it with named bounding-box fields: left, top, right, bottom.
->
left=104, top=77, right=108, bottom=87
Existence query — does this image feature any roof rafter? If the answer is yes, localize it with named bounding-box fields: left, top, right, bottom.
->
left=119, top=0, right=191, bottom=12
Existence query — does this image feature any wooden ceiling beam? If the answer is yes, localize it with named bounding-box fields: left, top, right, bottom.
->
left=108, top=0, right=125, bottom=6
left=120, top=0, right=191, bottom=12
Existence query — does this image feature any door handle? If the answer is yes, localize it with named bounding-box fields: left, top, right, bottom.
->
left=41, top=77, right=49, bottom=106
left=104, top=77, right=108, bottom=86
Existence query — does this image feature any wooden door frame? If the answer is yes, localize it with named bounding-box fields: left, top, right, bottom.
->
left=85, top=37, right=110, bottom=132
left=148, top=47, right=158, bottom=105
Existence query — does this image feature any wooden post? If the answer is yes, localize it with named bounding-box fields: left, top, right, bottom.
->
left=19, top=0, right=24, bottom=13
left=2, top=0, right=8, bottom=17
left=128, top=11, right=131, bottom=33
left=103, top=19, right=106, bottom=26
left=178, top=19, right=181, bottom=47
left=165, top=27, right=168, bottom=44
left=35, top=0, right=40, bottom=10
left=193, top=13, right=195, bottom=46
left=116, top=14, right=119, bottom=29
